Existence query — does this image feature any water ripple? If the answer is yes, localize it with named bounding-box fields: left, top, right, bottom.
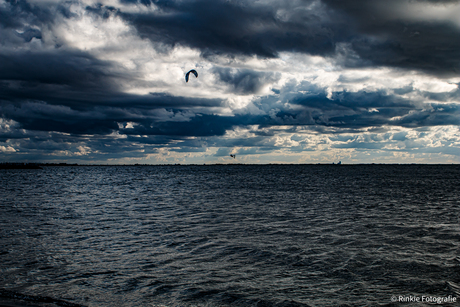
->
left=1, top=165, right=459, bottom=306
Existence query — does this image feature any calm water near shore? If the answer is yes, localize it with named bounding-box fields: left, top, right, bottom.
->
left=1, top=165, right=459, bottom=306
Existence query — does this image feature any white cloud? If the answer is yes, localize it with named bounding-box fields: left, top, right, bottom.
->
left=0, top=145, right=16, bottom=153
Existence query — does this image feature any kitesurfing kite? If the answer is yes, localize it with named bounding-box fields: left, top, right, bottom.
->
left=185, top=69, right=198, bottom=82
left=230, top=154, right=236, bottom=159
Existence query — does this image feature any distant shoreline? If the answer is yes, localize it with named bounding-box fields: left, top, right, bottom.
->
left=0, top=163, right=43, bottom=170
left=1, top=162, right=458, bottom=168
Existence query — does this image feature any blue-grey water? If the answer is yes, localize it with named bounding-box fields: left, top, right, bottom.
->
left=1, top=165, right=459, bottom=307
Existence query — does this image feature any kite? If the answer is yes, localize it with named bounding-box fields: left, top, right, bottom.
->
left=185, top=69, right=198, bottom=82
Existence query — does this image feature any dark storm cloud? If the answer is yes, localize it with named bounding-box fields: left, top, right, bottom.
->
left=325, top=90, right=414, bottom=110
left=120, top=0, right=155, bottom=5
left=110, top=87, right=458, bottom=138
left=1, top=0, right=75, bottom=45
left=392, top=104, right=460, bottom=128
left=120, top=114, right=251, bottom=137
left=420, top=84, right=460, bottom=102
left=323, top=0, right=460, bottom=76
left=0, top=45, right=222, bottom=112
left=0, top=0, right=53, bottom=28
left=1, top=94, right=223, bottom=136
left=85, top=3, right=118, bottom=19
left=349, top=23, right=460, bottom=76
left=213, top=67, right=280, bottom=94
left=118, top=0, right=343, bottom=58
left=0, top=51, right=117, bottom=91
left=0, top=1, right=131, bottom=111
left=17, top=28, right=42, bottom=42
left=0, top=125, right=165, bottom=160
left=0, top=47, right=222, bottom=137
left=116, top=0, right=460, bottom=76
left=254, top=84, right=460, bottom=129
left=14, top=114, right=119, bottom=135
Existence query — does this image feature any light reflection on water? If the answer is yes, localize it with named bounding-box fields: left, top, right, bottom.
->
left=1, top=165, right=459, bottom=307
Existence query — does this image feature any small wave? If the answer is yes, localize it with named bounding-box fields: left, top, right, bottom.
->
left=0, top=289, right=86, bottom=307
left=446, top=281, right=460, bottom=297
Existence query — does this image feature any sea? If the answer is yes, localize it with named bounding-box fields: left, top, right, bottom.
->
left=1, top=165, right=459, bottom=307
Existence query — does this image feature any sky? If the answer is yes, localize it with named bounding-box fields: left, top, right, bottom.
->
left=1, top=0, right=459, bottom=164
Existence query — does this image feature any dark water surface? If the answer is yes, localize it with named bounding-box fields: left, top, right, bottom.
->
left=1, top=165, right=459, bottom=307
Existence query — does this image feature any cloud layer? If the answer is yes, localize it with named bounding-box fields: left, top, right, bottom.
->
left=1, top=0, right=459, bottom=163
